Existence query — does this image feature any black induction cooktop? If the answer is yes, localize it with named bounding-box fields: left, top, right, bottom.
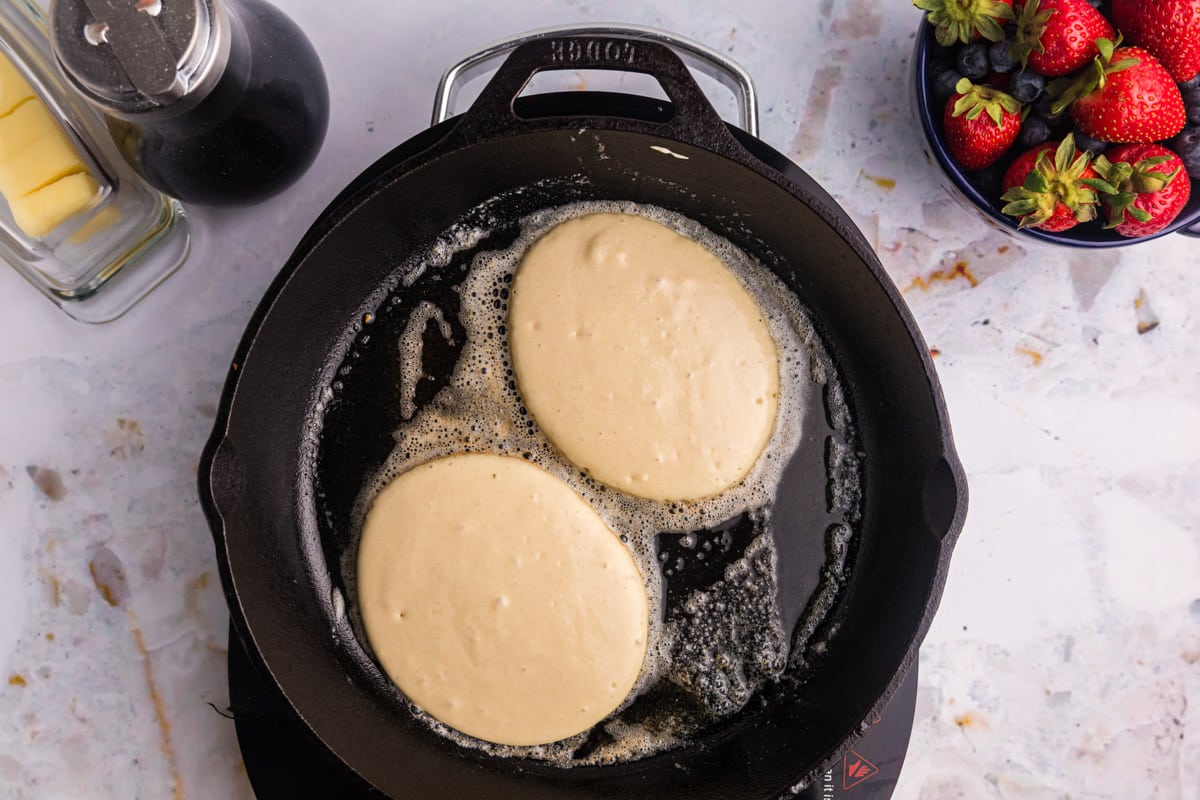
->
left=227, top=625, right=917, bottom=800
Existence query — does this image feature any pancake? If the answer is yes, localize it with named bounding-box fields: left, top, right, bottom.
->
left=508, top=212, right=780, bottom=502
left=356, top=453, right=649, bottom=746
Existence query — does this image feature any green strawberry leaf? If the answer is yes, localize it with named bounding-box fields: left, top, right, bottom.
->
left=934, top=25, right=959, bottom=47
left=918, top=0, right=1015, bottom=45
left=1001, top=197, right=1040, bottom=215
left=1053, top=138, right=1075, bottom=173
left=1107, top=57, right=1141, bottom=75
left=1025, top=170, right=1051, bottom=193
left=1137, top=156, right=1172, bottom=169
left=1018, top=207, right=1053, bottom=228
left=996, top=93, right=1022, bottom=115
left=1047, top=77, right=1073, bottom=97
left=951, top=81, right=1021, bottom=126
left=976, top=15, right=1005, bottom=42
left=1082, top=177, right=1118, bottom=195
left=981, top=0, right=1015, bottom=22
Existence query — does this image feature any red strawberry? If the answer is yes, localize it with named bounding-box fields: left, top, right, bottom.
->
left=1052, top=40, right=1187, bottom=143
left=1111, top=0, right=1200, bottom=83
left=1000, top=135, right=1103, bottom=230
left=943, top=79, right=1024, bottom=170
left=1011, top=0, right=1114, bottom=77
left=915, top=0, right=1016, bottom=45
left=1094, top=143, right=1193, bottom=236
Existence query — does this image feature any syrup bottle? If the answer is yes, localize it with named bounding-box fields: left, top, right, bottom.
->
left=49, top=0, right=329, bottom=206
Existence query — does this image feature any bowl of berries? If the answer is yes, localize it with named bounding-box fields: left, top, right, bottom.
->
left=911, top=0, right=1200, bottom=245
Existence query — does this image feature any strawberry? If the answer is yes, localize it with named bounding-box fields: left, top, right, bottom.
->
left=1093, top=143, right=1193, bottom=236
left=1011, top=0, right=1114, bottom=77
left=943, top=78, right=1024, bottom=169
left=1111, top=0, right=1200, bottom=83
left=915, top=0, right=1016, bottom=45
left=1000, top=135, right=1103, bottom=230
left=1052, top=39, right=1187, bottom=143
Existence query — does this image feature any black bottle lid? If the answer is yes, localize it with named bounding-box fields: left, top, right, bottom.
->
left=50, top=0, right=230, bottom=121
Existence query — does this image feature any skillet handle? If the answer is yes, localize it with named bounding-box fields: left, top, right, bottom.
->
left=923, top=454, right=968, bottom=544
left=436, top=28, right=755, bottom=153
left=199, top=434, right=244, bottom=551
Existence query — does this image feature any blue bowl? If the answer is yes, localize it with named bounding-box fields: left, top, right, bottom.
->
left=911, top=19, right=1200, bottom=247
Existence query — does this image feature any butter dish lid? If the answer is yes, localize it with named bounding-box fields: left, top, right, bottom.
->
left=49, top=0, right=229, bottom=117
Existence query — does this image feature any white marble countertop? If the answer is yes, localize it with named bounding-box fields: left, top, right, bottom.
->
left=2, top=1, right=1198, bottom=798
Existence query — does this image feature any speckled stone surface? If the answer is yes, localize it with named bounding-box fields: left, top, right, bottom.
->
left=1, top=1, right=1197, bottom=798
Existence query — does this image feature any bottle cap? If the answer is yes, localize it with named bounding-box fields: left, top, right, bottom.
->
left=49, top=0, right=229, bottom=118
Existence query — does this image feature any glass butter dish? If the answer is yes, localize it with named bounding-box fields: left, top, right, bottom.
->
left=0, top=0, right=188, bottom=323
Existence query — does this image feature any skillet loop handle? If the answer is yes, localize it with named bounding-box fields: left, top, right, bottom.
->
left=202, top=436, right=246, bottom=547
left=446, top=33, right=748, bottom=154
left=922, top=455, right=968, bottom=544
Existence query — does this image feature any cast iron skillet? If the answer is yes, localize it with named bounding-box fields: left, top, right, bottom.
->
left=199, top=31, right=968, bottom=799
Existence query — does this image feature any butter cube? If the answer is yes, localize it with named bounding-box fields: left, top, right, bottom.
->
left=0, top=54, right=36, bottom=116
left=11, top=172, right=99, bottom=238
left=0, top=53, right=99, bottom=239
left=0, top=100, right=57, bottom=160
left=0, top=121, right=87, bottom=198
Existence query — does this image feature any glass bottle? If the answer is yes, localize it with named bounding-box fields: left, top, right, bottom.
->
left=50, top=0, right=329, bottom=206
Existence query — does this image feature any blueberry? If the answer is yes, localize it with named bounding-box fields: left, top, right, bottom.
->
left=1018, top=117, right=1052, bottom=149
left=1010, top=69, right=1046, bottom=103
left=931, top=61, right=965, bottom=101
left=1182, top=86, right=1200, bottom=126
left=957, top=43, right=991, bottom=82
left=1180, top=73, right=1200, bottom=91
left=989, top=40, right=1018, bottom=74
left=1072, top=130, right=1108, bottom=155
left=1170, top=126, right=1200, bottom=178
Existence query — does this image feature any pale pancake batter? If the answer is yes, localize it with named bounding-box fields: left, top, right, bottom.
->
left=357, top=453, right=649, bottom=746
left=509, top=212, right=780, bottom=501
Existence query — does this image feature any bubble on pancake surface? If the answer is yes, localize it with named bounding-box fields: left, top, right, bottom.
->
left=344, top=200, right=856, bottom=766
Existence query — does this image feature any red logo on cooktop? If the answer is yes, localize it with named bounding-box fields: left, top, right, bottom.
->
left=842, top=751, right=879, bottom=790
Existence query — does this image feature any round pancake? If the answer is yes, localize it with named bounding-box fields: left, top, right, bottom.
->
left=357, top=453, right=649, bottom=746
left=509, top=212, right=780, bottom=501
